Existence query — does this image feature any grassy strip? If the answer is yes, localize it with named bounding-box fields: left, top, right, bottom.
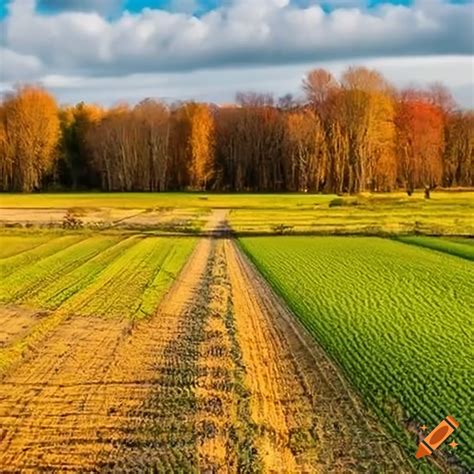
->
left=395, top=235, right=474, bottom=261
left=224, top=290, right=262, bottom=472
left=26, top=236, right=140, bottom=309
left=0, top=235, right=121, bottom=303
left=0, top=234, right=53, bottom=259
left=0, top=234, right=85, bottom=279
left=135, top=238, right=197, bottom=319
left=59, top=237, right=196, bottom=319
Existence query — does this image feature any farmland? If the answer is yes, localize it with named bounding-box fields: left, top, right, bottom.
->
left=0, top=192, right=472, bottom=472
left=239, top=236, right=474, bottom=471
left=1, top=191, right=473, bottom=235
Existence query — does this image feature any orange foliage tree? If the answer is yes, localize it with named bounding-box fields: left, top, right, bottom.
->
left=0, top=86, right=60, bottom=191
left=395, top=95, right=445, bottom=194
left=285, top=109, right=327, bottom=192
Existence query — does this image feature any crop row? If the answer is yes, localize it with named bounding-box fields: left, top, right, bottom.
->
left=26, top=236, right=141, bottom=310
left=395, top=236, right=474, bottom=261
left=0, top=233, right=53, bottom=259
left=0, top=234, right=85, bottom=279
left=59, top=236, right=196, bottom=319
left=0, top=235, right=120, bottom=303
left=239, top=236, right=473, bottom=470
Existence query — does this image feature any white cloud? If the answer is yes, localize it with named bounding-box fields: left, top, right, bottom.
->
left=0, top=48, right=43, bottom=82
left=1, top=0, right=473, bottom=106
left=1, top=55, right=469, bottom=108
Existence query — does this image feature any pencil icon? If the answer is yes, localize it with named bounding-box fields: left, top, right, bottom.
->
left=416, top=415, right=459, bottom=459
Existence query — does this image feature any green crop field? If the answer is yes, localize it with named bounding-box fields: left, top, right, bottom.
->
left=0, top=230, right=196, bottom=372
left=0, top=191, right=334, bottom=210
left=395, top=235, right=474, bottom=261
left=0, top=230, right=195, bottom=318
left=0, top=191, right=472, bottom=471
left=239, top=236, right=474, bottom=470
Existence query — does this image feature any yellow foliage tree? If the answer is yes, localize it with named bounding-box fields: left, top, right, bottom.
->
left=1, top=86, right=60, bottom=191
left=186, top=103, right=215, bottom=190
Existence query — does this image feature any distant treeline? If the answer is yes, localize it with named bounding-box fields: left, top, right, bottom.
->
left=0, top=66, right=472, bottom=193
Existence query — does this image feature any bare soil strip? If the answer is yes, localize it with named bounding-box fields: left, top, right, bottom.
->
left=0, top=316, right=132, bottom=471
left=0, top=305, right=50, bottom=348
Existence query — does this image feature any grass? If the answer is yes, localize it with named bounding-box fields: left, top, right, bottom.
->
left=239, top=236, right=474, bottom=470
left=59, top=236, right=196, bottom=319
left=0, top=234, right=53, bottom=258
left=26, top=236, right=141, bottom=310
left=0, top=231, right=196, bottom=320
left=395, top=236, right=474, bottom=261
left=0, top=235, right=122, bottom=303
left=0, top=234, right=87, bottom=279
left=0, top=191, right=335, bottom=210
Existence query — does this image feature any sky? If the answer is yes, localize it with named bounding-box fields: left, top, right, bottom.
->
left=0, top=0, right=473, bottom=107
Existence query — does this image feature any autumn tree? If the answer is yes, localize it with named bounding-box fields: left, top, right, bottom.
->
left=1, top=69, right=470, bottom=195
left=0, top=86, right=60, bottom=192
left=185, top=103, right=215, bottom=190
left=0, top=104, right=8, bottom=191
left=337, top=67, right=396, bottom=192
left=395, top=94, right=445, bottom=195
left=134, top=100, right=171, bottom=191
left=443, top=111, right=474, bottom=187
left=285, top=109, right=327, bottom=191
left=303, top=69, right=339, bottom=109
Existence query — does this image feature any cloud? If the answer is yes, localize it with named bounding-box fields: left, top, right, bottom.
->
left=2, top=55, right=470, bottom=108
left=1, top=0, right=473, bottom=105
left=0, top=47, right=43, bottom=82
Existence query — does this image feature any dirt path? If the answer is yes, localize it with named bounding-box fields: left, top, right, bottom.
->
left=0, top=209, right=412, bottom=472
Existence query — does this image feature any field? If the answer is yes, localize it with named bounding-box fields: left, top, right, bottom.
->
left=1, top=191, right=473, bottom=235
left=240, top=236, right=473, bottom=470
left=229, top=192, right=474, bottom=236
left=0, top=192, right=472, bottom=472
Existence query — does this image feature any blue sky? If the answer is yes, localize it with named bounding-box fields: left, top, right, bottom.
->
left=1, top=0, right=472, bottom=106
left=0, top=0, right=420, bottom=18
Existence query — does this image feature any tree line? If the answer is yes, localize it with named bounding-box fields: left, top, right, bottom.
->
left=0, top=66, right=472, bottom=194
